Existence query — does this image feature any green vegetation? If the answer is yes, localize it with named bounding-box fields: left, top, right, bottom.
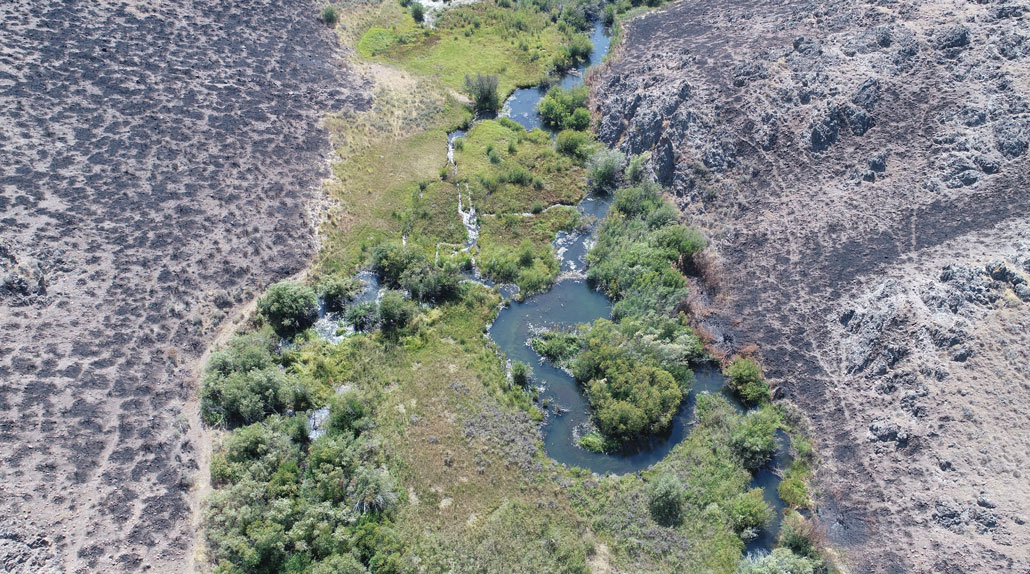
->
left=626, top=152, right=650, bottom=184
left=410, top=1, right=425, bottom=24
left=571, top=320, right=683, bottom=441
left=202, top=0, right=828, bottom=572
left=737, top=548, right=820, bottom=574
left=464, top=73, right=500, bottom=112
left=588, top=148, right=626, bottom=190
left=725, top=357, right=771, bottom=406
left=588, top=182, right=706, bottom=321
left=200, top=329, right=307, bottom=427
left=648, top=473, right=685, bottom=526
left=317, top=274, right=363, bottom=311
left=577, top=431, right=607, bottom=453
left=257, top=281, right=318, bottom=334
left=371, top=242, right=461, bottom=303
left=537, top=86, right=590, bottom=131
left=511, top=361, right=531, bottom=386
left=731, top=405, right=780, bottom=470
left=203, top=333, right=401, bottom=573
left=357, top=2, right=566, bottom=96
left=320, top=5, right=339, bottom=26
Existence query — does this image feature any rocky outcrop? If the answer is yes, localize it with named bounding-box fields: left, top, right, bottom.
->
left=592, top=0, right=1030, bottom=571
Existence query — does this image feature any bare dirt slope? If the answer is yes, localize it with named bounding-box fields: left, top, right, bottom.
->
left=0, top=1, right=367, bottom=571
left=594, top=0, right=1029, bottom=571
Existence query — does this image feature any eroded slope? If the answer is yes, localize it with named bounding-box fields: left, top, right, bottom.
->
left=594, top=0, right=1029, bottom=571
left=0, top=1, right=367, bottom=571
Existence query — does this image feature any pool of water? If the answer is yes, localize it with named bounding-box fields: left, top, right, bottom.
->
left=501, top=21, right=612, bottom=132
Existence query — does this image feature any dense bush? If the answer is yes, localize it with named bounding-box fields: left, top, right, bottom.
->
left=737, top=548, right=819, bottom=574
left=410, top=1, right=425, bottom=23
left=731, top=406, right=780, bottom=470
left=371, top=242, right=460, bottom=303
left=320, top=5, right=339, bottom=26
left=778, top=511, right=822, bottom=560
left=555, top=129, right=592, bottom=161
left=587, top=183, right=705, bottom=321
left=537, top=86, right=589, bottom=130
left=201, top=331, right=307, bottom=427
left=726, top=489, right=772, bottom=537
left=725, top=357, right=770, bottom=406
left=378, top=290, right=415, bottom=332
left=587, top=149, right=626, bottom=190
left=552, top=33, right=593, bottom=71
left=345, top=302, right=380, bottom=331
left=625, top=152, right=649, bottom=184
left=647, top=473, right=685, bottom=526
left=318, top=275, right=363, bottom=311
left=572, top=320, right=683, bottom=441
left=258, top=281, right=319, bottom=334
left=530, top=330, right=581, bottom=365
left=464, top=72, right=500, bottom=112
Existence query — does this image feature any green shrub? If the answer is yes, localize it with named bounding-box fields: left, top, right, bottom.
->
left=378, top=290, right=415, bottom=332
left=726, top=488, right=772, bottom=535
left=329, top=391, right=369, bottom=436
left=725, top=357, right=770, bottom=406
left=587, top=183, right=700, bottom=320
left=201, top=366, right=299, bottom=427
left=511, top=361, right=531, bottom=386
left=464, top=73, right=500, bottom=112
left=577, top=431, right=605, bottom=453
left=346, top=302, right=380, bottom=331
left=778, top=474, right=811, bottom=509
left=587, top=149, right=626, bottom=190
left=737, top=548, right=819, bottom=574
left=555, top=129, right=592, bottom=161
left=399, top=260, right=461, bottom=303
left=530, top=330, right=581, bottom=365
left=320, top=5, right=339, bottom=26
left=530, top=200, right=545, bottom=214
left=573, top=321, right=683, bottom=441
left=626, top=152, right=649, bottom=184
left=731, top=406, right=780, bottom=470
left=258, top=281, right=319, bottom=334
left=537, top=86, right=589, bottom=130
left=778, top=512, right=821, bottom=560
left=410, top=1, right=425, bottom=23
left=350, top=467, right=398, bottom=514
left=370, top=242, right=424, bottom=287
left=318, top=275, right=363, bottom=311
left=647, top=473, right=685, bottom=526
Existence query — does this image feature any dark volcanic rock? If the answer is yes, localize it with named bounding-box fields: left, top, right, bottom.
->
left=593, top=0, right=1030, bottom=571
left=0, top=0, right=368, bottom=571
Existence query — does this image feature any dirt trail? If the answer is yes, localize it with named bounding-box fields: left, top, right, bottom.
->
left=0, top=0, right=367, bottom=571
left=594, top=0, right=1030, bottom=571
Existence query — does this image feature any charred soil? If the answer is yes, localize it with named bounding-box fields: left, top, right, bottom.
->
left=594, top=0, right=1030, bottom=571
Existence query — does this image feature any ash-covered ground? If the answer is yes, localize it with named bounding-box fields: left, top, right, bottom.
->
left=0, top=0, right=367, bottom=571
left=594, top=0, right=1029, bottom=571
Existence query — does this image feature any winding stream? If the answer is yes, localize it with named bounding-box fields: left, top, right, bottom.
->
left=313, top=19, right=792, bottom=549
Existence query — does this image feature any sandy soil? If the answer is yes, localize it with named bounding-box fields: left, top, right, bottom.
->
left=0, top=0, right=367, bottom=571
left=593, top=0, right=1029, bottom=571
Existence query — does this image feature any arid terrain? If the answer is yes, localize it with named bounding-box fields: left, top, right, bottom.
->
left=0, top=0, right=366, bottom=571
left=594, top=0, right=1029, bottom=571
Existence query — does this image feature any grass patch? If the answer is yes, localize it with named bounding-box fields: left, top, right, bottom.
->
left=357, top=3, right=565, bottom=97
left=454, top=119, right=587, bottom=214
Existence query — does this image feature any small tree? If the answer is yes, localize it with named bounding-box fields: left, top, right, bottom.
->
left=464, top=73, right=500, bottom=112
left=588, top=149, right=626, bottom=190
left=410, top=1, right=425, bottom=24
left=378, top=290, right=415, bottom=332
left=725, top=357, right=770, bottom=406
left=511, top=361, right=531, bottom=386
left=648, top=473, right=685, bottom=526
left=257, top=281, right=319, bottom=334
left=320, top=5, right=339, bottom=26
